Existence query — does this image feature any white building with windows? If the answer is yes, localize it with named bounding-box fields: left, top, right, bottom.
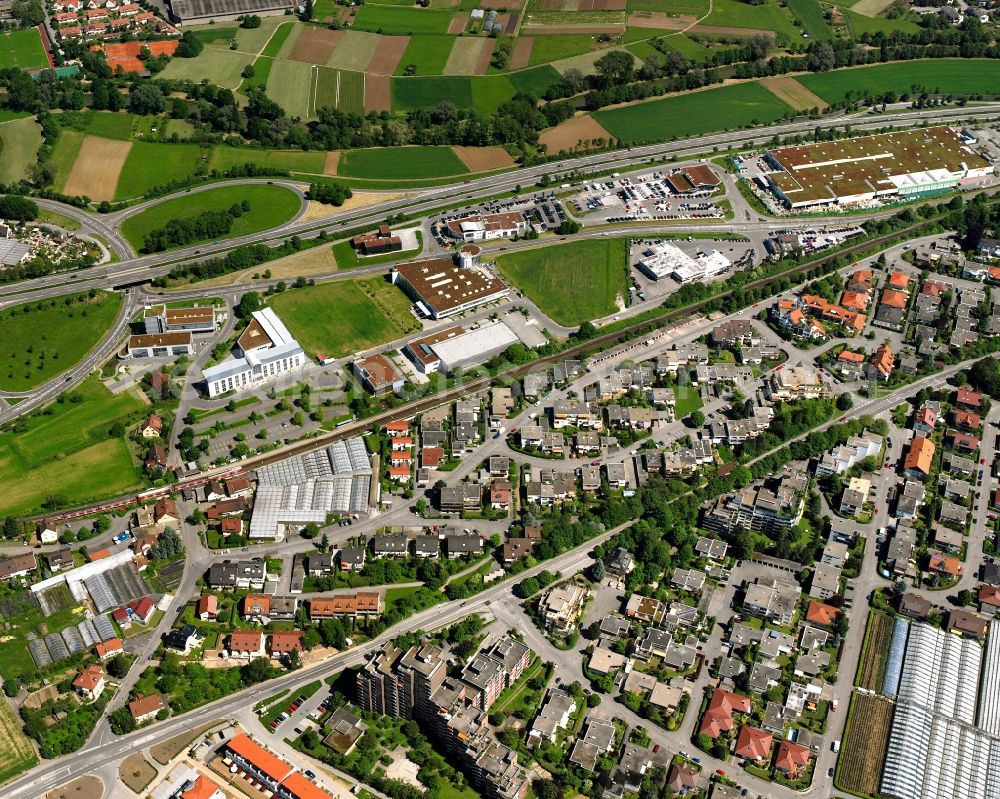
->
left=202, top=308, right=305, bottom=397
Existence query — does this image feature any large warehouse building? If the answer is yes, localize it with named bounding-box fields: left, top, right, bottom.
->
left=880, top=621, right=1000, bottom=799
left=765, top=126, right=993, bottom=210
left=167, top=0, right=291, bottom=23
left=390, top=255, right=509, bottom=319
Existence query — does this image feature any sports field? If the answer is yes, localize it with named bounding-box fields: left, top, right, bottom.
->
left=114, top=141, right=204, bottom=200
left=120, top=184, right=302, bottom=252
left=0, top=117, right=41, bottom=184
left=337, top=145, right=469, bottom=179
left=353, top=5, right=456, bottom=34
left=0, top=28, right=48, bottom=70
left=496, top=238, right=629, bottom=326
left=269, top=277, right=421, bottom=357
left=0, top=376, right=145, bottom=516
left=0, top=291, right=122, bottom=392
left=796, top=58, right=1000, bottom=103
left=596, top=81, right=791, bottom=143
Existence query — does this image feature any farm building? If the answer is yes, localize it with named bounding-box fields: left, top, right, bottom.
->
left=167, top=0, right=292, bottom=23
left=391, top=255, right=510, bottom=319
left=765, top=126, right=994, bottom=210
left=202, top=308, right=304, bottom=397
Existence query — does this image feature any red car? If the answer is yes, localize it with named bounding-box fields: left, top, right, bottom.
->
left=716, top=769, right=726, bottom=777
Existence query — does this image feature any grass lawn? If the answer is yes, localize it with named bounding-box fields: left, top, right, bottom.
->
left=0, top=117, right=41, bottom=184
left=496, top=238, right=628, bottom=326
left=796, top=58, right=1000, bottom=103
left=703, top=0, right=799, bottom=35
left=114, top=141, right=204, bottom=200
left=353, top=5, right=456, bottom=34
left=50, top=129, right=86, bottom=192
left=269, top=277, right=421, bottom=357
left=626, top=0, right=709, bottom=11
left=331, top=235, right=421, bottom=268
left=0, top=376, right=145, bottom=516
left=595, top=81, right=792, bottom=143
left=259, top=20, right=295, bottom=56
left=527, top=35, right=596, bottom=66
left=191, top=25, right=238, bottom=43
left=0, top=28, right=48, bottom=70
left=337, top=145, right=468, bottom=179
left=787, top=0, right=832, bottom=39
left=395, top=35, right=453, bottom=75
left=0, top=291, right=123, bottom=393
left=120, top=183, right=301, bottom=252
left=843, top=8, right=919, bottom=35
left=392, top=75, right=474, bottom=111
left=162, top=46, right=255, bottom=91
left=673, top=385, right=702, bottom=418
left=85, top=111, right=137, bottom=140
left=207, top=146, right=325, bottom=174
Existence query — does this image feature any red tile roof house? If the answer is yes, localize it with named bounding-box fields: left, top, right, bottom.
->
left=94, top=638, right=123, bottom=661
left=698, top=688, right=751, bottom=738
left=129, top=596, right=156, bottom=624
left=949, top=431, right=980, bottom=453
left=228, top=630, right=265, bottom=659
left=268, top=631, right=303, bottom=655
left=129, top=693, right=165, bottom=724
left=198, top=594, right=218, bottom=620
left=980, top=584, right=1000, bottom=615
left=421, top=447, right=445, bottom=469
left=952, top=409, right=982, bottom=430
left=775, top=740, right=812, bottom=778
left=956, top=388, right=984, bottom=409
left=929, top=551, right=963, bottom=577
left=734, top=726, right=773, bottom=764
left=805, top=601, right=839, bottom=626
left=73, top=664, right=106, bottom=701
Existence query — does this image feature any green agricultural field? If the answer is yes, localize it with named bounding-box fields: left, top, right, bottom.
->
left=0, top=28, right=48, bottom=70
left=527, top=35, right=596, bottom=67
left=0, top=291, right=123, bottom=393
left=161, top=46, right=255, bottom=90
left=314, top=66, right=340, bottom=110
left=0, top=376, right=145, bottom=516
left=626, top=0, right=709, bottom=12
left=843, top=8, right=919, bottom=36
left=269, top=278, right=420, bottom=358
left=508, top=65, right=562, bottom=97
left=703, top=0, right=798, bottom=35
left=353, top=5, right=456, bottom=34
left=120, top=184, right=301, bottom=252
left=496, top=238, right=629, bottom=327
left=471, top=76, right=517, bottom=115
left=208, top=145, right=325, bottom=174
left=85, top=112, right=137, bottom=140
left=265, top=58, right=316, bottom=118
left=115, top=141, right=204, bottom=200
left=0, top=117, right=41, bottom=184
left=327, top=30, right=380, bottom=71
left=596, top=81, right=791, bottom=143
left=788, top=0, right=832, bottom=39
left=797, top=58, right=1000, bottom=103
left=246, top=17, right=293, bottom=53
left=393, top=75, right=474, bottom=111
left=337, top=69, right=366, bottom=114
left=338, top=145, right=468, bottom=179
left=50, top=129, right=86, bottom=192
left=396, top=35, right=453, bottom=75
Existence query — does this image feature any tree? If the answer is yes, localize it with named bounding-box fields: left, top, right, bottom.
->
left=242, top=657, right=274, bottom=685
left=174, top=30, right=204, bottom=58
left=319, top=533, right=330, bottom=552
left=532, top=779, right=561, bottom=799
left=107, top=653, right=130, bottom=679
left=0, top=196, right=38, bottom=221
left=3, top=679, right=19, bottom=697
left=301, top=522, right=319, bottom=539
left=688, top=410, right=705, bottom=427
left=238, top=291, right=263, bottom=319
left=590, top=559, right=606, bottom=582
left=128, top=83, right=166, bottom=115
left=594, top=50, right=635, bottom=86
left=836, top=393, right=854, bottom=411
left=241, top=64, right=255, bottom=79
left=109, top=705, right=137, bottom=735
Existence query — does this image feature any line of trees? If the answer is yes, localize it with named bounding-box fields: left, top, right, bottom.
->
left=141, top=201, right=249, bottom=252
